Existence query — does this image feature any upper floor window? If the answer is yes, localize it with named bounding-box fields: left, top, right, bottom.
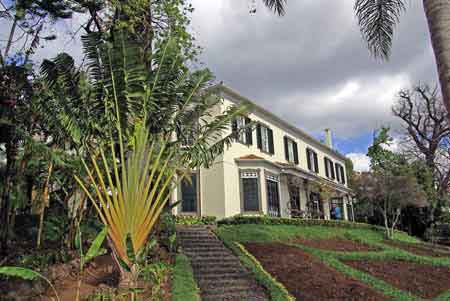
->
left=232, top=116, right=253, bottom=145
left=306, top=148, right=319, bottom=173
left=324, top=157, right=335, bottom=180
left=284, top=136, right=299, bottom=164
left=335, top=163, right=346, bottom=184
left=256, top=124, right=274, bottom=154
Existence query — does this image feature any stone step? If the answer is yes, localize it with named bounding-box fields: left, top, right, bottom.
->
left=183, top=250, right=233, bottom=258
left=182, top=246, right=226, bottom=252
left=198, top=278, right=253, bottom=289
left=180, top=242, right=224, bottom=248
left=195, top=272, right=252, bottom=281
left=200, top=286, right=251, bottom=298
left=176, top=225, right=268, bottom=300
left=188, top=255, right=237, bottom=262
left=178, top=236, right=219, bottom=243
left=202, top=292, right=267, bottom=301
left=193, top=265, right=247, bottom=275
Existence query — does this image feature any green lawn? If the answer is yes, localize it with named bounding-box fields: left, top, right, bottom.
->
left=216, top=223, right=450, bottom=301
left=171, top=254, right=200, bottom=301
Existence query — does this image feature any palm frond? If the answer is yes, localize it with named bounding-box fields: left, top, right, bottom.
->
left=262, top=0, right=287, bottom=16
left=354, top=0, right=406, bottom=60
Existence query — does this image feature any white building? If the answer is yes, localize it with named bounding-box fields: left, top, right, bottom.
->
left=172, top=84, right=353, bottom=220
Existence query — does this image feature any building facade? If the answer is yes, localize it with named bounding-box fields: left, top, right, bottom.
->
left=172, top=84, right=353, bottom=220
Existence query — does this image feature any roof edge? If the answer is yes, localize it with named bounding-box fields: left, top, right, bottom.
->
left=209, top=83, right=348, bottom=162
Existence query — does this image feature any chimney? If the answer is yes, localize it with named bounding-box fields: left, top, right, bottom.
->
left=324, top=129, right=333, bottom=148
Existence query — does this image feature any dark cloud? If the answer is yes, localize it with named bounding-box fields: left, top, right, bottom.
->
left=191, top=0, right=437, bottom=138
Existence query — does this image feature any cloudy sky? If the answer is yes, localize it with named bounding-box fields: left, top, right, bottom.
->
left=189, top=0, right=437, bottom=171
left=0, top=1, right=438, bottom=171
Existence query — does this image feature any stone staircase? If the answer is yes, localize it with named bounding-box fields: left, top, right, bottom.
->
left=177, top=225, right=269, bottom=301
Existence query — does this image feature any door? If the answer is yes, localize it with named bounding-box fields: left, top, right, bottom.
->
left=181, top=173, right=198, bottom=213
left=266, top=176, right=280, bottom=217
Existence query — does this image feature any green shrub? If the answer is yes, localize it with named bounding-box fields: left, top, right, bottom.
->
left=159, top=212, right=178, bottom=252
left=175, top=215, right=216, bottom=225
left=218, top=215, right=407, bottom=235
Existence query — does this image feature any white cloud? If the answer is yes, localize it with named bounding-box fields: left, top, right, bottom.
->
left=274, top=73, right=410, bottom=138
left=346, top=153, right=371, bottom=172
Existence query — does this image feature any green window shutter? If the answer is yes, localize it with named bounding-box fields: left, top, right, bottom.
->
left=306, top=149, right=312, bottom=170
left=340, top=165, right=346, bottom=184
left=335, top=163, right=340, bottom=183
left=313, top=152, right=319, bottom=173
left=268, top=128, right=274, bottom=154
left=256, top=124, right=262, bottom=149
left=330, top=161, right=336, bottom=180
left=293, top=141, right=299, bottom=165
left=284, top=136, right=289, bottom=161
left=245, top=117, right=252, bottom=145
left=231, top=119, right=238, bottom=140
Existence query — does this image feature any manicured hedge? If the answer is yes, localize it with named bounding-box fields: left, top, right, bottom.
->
left=175, top=215, right=216, bottom=225
left=217, top=215, right=406, bottom=235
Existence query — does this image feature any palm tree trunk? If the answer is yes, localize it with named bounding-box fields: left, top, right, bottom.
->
left=36, top=160, right=54, bottom=248
left=423, top=0, right=450, bottom=121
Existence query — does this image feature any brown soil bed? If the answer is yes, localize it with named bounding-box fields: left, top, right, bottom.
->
left=243, top=242, right=390, bottom=301
left=291, top=237, right=379, bottom=252
left=38, top=255, right=171, bottom=301
left=384, top=240, right=450, bottom=258
left=344, top=260, right=450, bottom=299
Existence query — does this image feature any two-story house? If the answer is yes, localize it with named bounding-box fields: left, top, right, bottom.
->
left=172, top=84, right=353, bottom=220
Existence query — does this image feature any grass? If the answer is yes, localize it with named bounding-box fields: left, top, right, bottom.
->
left=171, top=254, right=200, bottom=301
left=216, top=223, right=450, bottom=300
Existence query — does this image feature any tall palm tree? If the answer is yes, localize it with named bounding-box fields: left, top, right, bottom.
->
left=262, top=0, right=450, bottom=121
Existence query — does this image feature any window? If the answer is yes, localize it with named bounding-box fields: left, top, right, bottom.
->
left=241, top=171, right=260, bottom=212
left=306, top=148, right=319, bottom=173
left=256, top=124, right=274, bottom=154
left=335, top=163, right=346, bottom=184
left=324, top=157, right=335, bottom=180
left=284, top=136, right=299, bottom=164
left=330, top=198, right=344, bottom=220
left=232, top=116, right=252, bottom=145
left=266, top=174, right=280, bottom=217
left=181, top=174, right=197, bottom=212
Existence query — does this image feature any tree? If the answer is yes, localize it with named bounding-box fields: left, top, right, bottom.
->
left=363, top=127, right=435, bottom=236
left=0, top=0, right=77, bottom=253
left=392, top=85, right=450, bottom=201
left=67, top=32, right=244, bottom=286
left=344, top=157, right=355, bottom=189
left=355, top=172, right=427, bottom=238
left=72, top=0, right=199, bottom=67
left=261, top=0, right=450, bottom=121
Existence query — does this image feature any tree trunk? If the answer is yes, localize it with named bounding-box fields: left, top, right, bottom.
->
left=423, top=0, right=450, bottom=121
left=0, top=139, right=18, bottom=254
left=4, top=17, right=18, bottom=60
left=36, top=160, right=54, bottom=248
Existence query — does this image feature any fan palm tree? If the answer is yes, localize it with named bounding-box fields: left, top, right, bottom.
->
left=262, top=0, right=450, bottom=121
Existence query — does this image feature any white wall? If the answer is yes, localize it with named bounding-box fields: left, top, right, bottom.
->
left=220, top=98, right=349, bottom=186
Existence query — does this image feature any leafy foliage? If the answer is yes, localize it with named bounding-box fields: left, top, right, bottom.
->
left=0, top=266, right=60, bottom=300
left=354, top=0, right=406, bottom=59
left=0, top=266, right=41, bottom=280
left=83, top=226, right=108, bottom=265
